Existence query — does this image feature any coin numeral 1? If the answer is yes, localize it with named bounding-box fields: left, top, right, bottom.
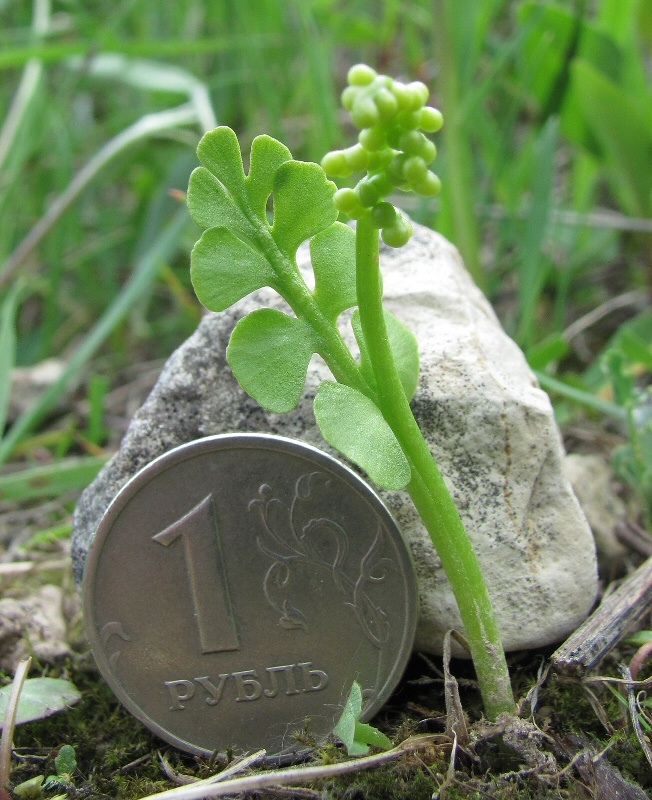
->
left=152, top=494, right=240, bottom=654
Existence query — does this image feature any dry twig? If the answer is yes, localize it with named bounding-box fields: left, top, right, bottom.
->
left=552, top=556, right=652, bottom=675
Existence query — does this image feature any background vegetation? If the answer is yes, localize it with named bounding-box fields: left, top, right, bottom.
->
left=1, top=0, right=651, bottom=796
left=2, top=0, right=651, bottom=494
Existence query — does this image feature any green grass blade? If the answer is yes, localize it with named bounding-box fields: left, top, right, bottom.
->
left=85, top=375, right=110, bottom=446
left=0, top=456, right=107, bottom=502
left=66, top=53, right=216, bottom=132
left=0, top=0, right=49, bottom=171
left=535, top=370, right=627, bottom=422
left=516, top=117, right=558, bottom=348
left=0, top=282, right=22, bottom=437
left=432, top=0, right=484, bottom=290
left=597, top=0, right=638, bottom=45
left=0, top=209, right=188, bottom=464
left=296, top=4, right=339, bottom=157
left=569, top=59, right=652, bottom=217
left=0, top=34, right=279, bottom=70
left=1, top=103, right=199, bottom=286
left=0, top=61, right=43, bottom=175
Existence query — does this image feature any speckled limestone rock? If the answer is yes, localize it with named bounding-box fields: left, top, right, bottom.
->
left=563, top=453, right=629, bottom=572
left=72, top=223, right=598, bottom=655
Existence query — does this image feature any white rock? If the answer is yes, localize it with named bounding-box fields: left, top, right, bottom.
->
left=0, top=585, right=71, bottom=671
left=72, top=223, right=598, bottom=655
left=564, top=453, right=628, bottom=571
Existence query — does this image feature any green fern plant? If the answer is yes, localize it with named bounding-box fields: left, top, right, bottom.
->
left=187, top=64, right=515, bottom=719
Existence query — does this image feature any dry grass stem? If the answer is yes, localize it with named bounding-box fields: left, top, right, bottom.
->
left=621, top=664, right=652, bottom=772
left=0, top=658, right=32, bottom=786
left=138, top=737, right=438, bottom=800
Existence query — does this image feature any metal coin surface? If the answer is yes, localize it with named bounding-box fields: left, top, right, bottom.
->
left=84, top=434, right=417, bottom=757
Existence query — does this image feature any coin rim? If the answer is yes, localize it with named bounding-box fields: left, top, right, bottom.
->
left=84, top=433, right=418, bottom=756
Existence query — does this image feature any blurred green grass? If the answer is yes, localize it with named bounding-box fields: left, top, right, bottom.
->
left=1, top=0, right=651, bottom=515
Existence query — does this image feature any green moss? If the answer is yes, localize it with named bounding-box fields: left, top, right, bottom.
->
left=314, top=764, right=439, bottom=800
left=4, top=653, right=651, bottom=800
left=9, top=666, right=162, bottom=798
left=600, top=729, right=651, bottom=789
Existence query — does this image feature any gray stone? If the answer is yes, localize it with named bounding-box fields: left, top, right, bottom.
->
left=72, top=223, right=598, bottom=655
left=563, top=453, right=629, bottom=572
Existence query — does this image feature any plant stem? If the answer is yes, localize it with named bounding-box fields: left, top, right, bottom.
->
left=354, top=215, right=514, bottom=719
left=249, top=218, right=374, bottom=399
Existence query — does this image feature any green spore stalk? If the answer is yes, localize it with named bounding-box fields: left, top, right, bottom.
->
left=187, top=63, right=515, bottom=719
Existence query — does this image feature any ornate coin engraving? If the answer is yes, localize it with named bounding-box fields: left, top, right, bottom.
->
left=100, top=620, right=131, bottom=669
left=251, top=472, right=391, bottom=649
left=151, top=494, right=240, bottom=654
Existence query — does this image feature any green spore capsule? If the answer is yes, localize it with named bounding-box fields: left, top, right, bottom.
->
left=348, top=63, right=377, bottom=86
left=414, top=171, right=442, bottom=197
left=356, top=177, right=382, bottom=208
left=420, top=106, right=444, bottom=133
left=388, top=153, right=407, bottom=183
left=390, top=80, right=412, bottom=110
left=321, top=150, right=350, bottom=177
left=369, top=172, right=393, bottom=196
left=341, top=85, right=357, bottom=111
left=402, top=156, right=428, bottom=184
left=333, top=187, right=365, bottom=218
left=381, top=213, right=413, bottom=247
left=396, top=109, right=422, bottom=130
left=359, top=126, right=386, bottom=152
left=333, top=187, right=357, bottom=211
left=329, top=65, right=442, bottom=240
left=371, top=201, right=397, bottom=229
left=386, top=127, right=402, bottom=149
left=351, top=97, right=380, bottom=129
left=399, top=130, right=427, bottom=156
left=420, top=138, right=437, bottom=164
left=408, top=81, right=429, bottom=109
left=374, top=87, right=398, bottom=118
left=343, top=143, right=370, bottom=172
left=367, top=148, right=394, bottom=171
left=356, top=172, right=392, bottom=207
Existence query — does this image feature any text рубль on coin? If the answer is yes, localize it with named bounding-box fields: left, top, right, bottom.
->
left=165, top=661, right=329, bottom=710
